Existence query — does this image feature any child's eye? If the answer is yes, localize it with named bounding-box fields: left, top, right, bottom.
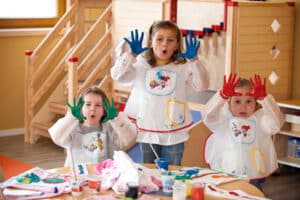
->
left=167, top=38, right=175, bottom=43
left=85, top=103, right=91, bottom=106
left=96, top=104, right=102, bottom=107
left=246, top=99, right=254, bottom=104
left=234, top=100, right=241, bottom=104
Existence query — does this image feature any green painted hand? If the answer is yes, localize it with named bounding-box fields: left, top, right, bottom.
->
left=66, top=97, right=86, bottom=120
left=102, top=98, right=119, bottom=122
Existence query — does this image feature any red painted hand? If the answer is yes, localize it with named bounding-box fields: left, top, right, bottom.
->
left=220, top=73, right=241, bottom=99
left=247, top=74, right=267, bottom=100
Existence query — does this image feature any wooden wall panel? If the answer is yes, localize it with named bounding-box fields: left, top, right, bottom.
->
left=225, top=2, right=295, bottom=101
left=112, top=0, right=162, bottom=47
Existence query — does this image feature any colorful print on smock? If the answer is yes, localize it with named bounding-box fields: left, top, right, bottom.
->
left=82, top=131, right=107, bottom=161
left=145, top=69, right=177, bottom=96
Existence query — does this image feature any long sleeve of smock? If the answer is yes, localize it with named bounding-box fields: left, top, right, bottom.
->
left=257, top=94, right=284, bottom=135
left=48, top=112, right=78, bottom=148
left=202, top=91, right=228, bottom=132
left=111, top=52, right=137, bottom=83
left=186, top=59, right=209, bottom=91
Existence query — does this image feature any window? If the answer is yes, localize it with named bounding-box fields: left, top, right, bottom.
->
left=0, top=0, right=66, bottom=28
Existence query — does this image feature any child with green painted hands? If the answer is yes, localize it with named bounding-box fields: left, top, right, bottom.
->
left=49, top=87, right=136, bottom=166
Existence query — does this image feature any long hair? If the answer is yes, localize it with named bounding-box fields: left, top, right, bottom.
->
left=144, top=20, right=186, bottom=67
left=80, top=87, right=108, bottom=122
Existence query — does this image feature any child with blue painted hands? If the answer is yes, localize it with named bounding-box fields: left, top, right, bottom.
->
left=203, top=73, right=284, bottom=190
left=49, top=87, right=134, bottom=166
left=111, top=20, right=209, bottom=165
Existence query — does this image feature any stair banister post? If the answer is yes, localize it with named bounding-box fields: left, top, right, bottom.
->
left=67, top=57, right=79, bottom=105
left=24, top=50, right=33, bottom=143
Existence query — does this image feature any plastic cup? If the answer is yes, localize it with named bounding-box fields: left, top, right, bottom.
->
left=191, top=183, right=204, bottom=200
left=162, top=171, right=175, bottom=193
left=155, top=157, right=169, bottom=171
left=172, top=182, right=187, bottom=200
left=88, top=175, right=102, bottom=193
left=70, top=179, right=83, bottom=197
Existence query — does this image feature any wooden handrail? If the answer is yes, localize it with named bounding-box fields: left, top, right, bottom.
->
left=78, top=27, right=112, bottom=79
left=32, top=25, right=76, bottom=85
left=68, top=4, right=112, bottom=59
left=31, top=47, right=74, bottom=107
left=78, top=49, right=112, bottom=95
left=31, top=3, right=78, bottom=61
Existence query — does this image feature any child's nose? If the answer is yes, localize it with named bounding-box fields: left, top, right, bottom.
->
left=90, top=105, right=96, bottom=110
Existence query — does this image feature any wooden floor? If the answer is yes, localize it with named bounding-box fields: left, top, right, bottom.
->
left=0, top=134, right=300, bottom=199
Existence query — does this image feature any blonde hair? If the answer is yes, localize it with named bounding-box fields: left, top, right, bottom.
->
left=144, top=20, right=186, bottom=67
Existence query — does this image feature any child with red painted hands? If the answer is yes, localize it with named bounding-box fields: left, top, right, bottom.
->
left=111, top=21, right=209, bottom=165
left=203, top=73, right=284, bottom=190
left=49, top=87, right=136, bottom=167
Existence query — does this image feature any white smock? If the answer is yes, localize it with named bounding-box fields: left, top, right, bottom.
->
left=202, top=93, right=284, bottom=180
left=48, top=112, right=114, bottom=166
left=111, top=52, right=209, bottom=145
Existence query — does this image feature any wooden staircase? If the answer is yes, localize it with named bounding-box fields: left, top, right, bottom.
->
left=24, top=0, right=114, bottom=144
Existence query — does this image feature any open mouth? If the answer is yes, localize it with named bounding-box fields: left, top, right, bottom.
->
left=239, top=112, right=247, bottom=116
left=162, top=50, right=167, bottom=54
left=90, top=115, right=95, bottom=118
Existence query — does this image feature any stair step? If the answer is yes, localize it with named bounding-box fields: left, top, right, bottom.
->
left=32, top=122, right=52, bottom=138
left=32, top=122, right=52, bottom=131
left=48, top=102, right=67, bottom=115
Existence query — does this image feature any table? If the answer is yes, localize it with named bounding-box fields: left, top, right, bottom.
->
left=44, top=163, right=265, bottom=200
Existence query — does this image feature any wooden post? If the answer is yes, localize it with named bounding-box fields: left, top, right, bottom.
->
left=162, top=0, right=177, bottom=22
left=24, top=50, right=33, bottom=143
left=68, top=57, right=79, bottom=104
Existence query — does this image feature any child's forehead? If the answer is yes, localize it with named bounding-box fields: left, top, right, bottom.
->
left=83, top=92, right=103, bottom=101
left=235, top=85, right=252, bottom=92
left=153, top=28, right=177, bottom=37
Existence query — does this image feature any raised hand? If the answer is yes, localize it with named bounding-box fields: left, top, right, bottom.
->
left=177, top=32, right=200, bottom=60
left=247, top=74, right=267, bottom=100
left=102, top=98, right=119, bottom=123
left=220, top=73, right=241, bottom=99
left=124, top=29, right=149, bottom=55
left=66, top=97, right=86, bottom=120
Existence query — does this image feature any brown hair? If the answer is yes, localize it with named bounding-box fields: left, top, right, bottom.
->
left=144, top=20, right=186, bottom=67
left=235, top=78, right=253, bottom=91
left=80, top=87, right=108, bottom=122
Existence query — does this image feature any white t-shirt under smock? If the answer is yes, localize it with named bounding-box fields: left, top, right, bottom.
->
left=48, top=112, right=114, bottom=166
left=202, top=93, right=284, bottom=180
left=111, top=52, right=209, bottom=146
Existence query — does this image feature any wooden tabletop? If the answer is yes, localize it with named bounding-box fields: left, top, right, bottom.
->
left=43, top=163, right=265, bottom=200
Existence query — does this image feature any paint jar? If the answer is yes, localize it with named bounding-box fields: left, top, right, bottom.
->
left=155, top=157, right=169, bottom=171
left=70, top=179, right=83, bottom=197
left=174, top=175, right=192, bottom=197
left=125, top=182, right=139, bottom=199
left=88, top=175, right=101, bottom=193
left=162, top=171, right=175, bottom=193
left=191, top=183, right=204, bottom=200
left=172, top=181, right=187, bottom=200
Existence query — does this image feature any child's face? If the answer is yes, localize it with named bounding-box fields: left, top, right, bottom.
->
left=151, top=28, right=179, bottom=65
left=81, top=93, right=104, bottom=126
left=228, top=86, right=257, bottom=118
